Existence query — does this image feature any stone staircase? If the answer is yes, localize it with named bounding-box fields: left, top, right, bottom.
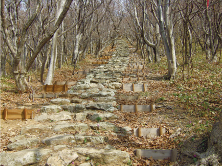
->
left=0, top=39, right=176, bottom=166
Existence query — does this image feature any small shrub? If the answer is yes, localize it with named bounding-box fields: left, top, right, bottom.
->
left=96, top=116, right=102, bottom=122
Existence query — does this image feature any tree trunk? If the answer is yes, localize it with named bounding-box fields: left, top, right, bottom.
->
left=0, top=53, right=6, bottom=77
left=157, top=0, right=177, bottom=79
left=44, top=32, right=58, bottom=85
left=154, top=23, right=161, bottom=63
left=59, top=21, right=65, bottom=68
left=44, top=0, right=65, bottom=85
left=14, top=71, right=29, bottom=92
left=95, top=39, right=101, bottom=58
left=72, top=33, right=82, bottom=63
left=153, top=47, right=160, bottom=63
left=1, top=0, right=73, bottom=92
left=40, top=44, right=51, bottom=83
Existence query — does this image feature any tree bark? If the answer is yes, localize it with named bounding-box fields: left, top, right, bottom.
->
left=0, top=54, right=6, bottom=77
left=157, top=0, right=177, bottom=79
left=45, top=0, right=65, bottom=85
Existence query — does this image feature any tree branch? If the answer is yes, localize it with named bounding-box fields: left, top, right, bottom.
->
left=26, top=0, right=73, bottom=71
left=1, top=0, right=16, bottom=57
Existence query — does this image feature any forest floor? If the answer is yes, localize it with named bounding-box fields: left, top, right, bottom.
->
left=0, top=44, right=222, bottom=165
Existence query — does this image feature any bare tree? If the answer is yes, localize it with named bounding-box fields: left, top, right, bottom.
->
left=156, top=0, right=177, bottom=79
left=193, top=0, right=221, bottom=62
left=44, top=0, right=67, bottom=85
left=1, top=0, right=73, bottom=92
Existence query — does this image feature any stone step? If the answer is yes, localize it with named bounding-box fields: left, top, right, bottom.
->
left=0, top=148, right=52, bottom=166
left=1, top=108, right=35, bottom=120
left=133, top=127, right=166, bottom=138
left=135, top=149, right=177, bottom=162
left=122, top=83, right=147, bottom=92
left=43, top=84, right=68, bottom=93
left=119, top=104, right=155, bottom=113
left=30, top=92, right=76, bottom=99
left=1, top=40, right=177, bottom=166
left=92, top=61, right=108, bottom=65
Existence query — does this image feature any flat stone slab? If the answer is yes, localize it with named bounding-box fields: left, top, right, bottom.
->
left=42, top=134, right=75, bottom=145
left=73, top=147, right=130, bottom=165
left=7, top=137, right=40, bottom=150
left=50, top=98, right=70, bottom=105
left=75, top=135, right=108, bottom=144
left=122, top=83, right=147, bottom=92
left=86, top=103, right=114, bottom=112
left=71, top=98, right=83, bottom=103
left=92, top=97, right=116, bottom=102
left=90, top=122, right=118, bottom=132
left=75, top=113, right=87, bottom=121
left=34, top=111, right=73, bottom=121
left=0, top=148, right=52, bottom=166
left=41, top=105, right=63, bottom=113
left=119, top=105, right=155, bottom=113
left=89, top=112, right=118, bottom=121
left=53, top=123, right=89, bottom=132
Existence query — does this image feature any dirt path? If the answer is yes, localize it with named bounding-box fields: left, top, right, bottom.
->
left=1, top=40, right=220, bottom=166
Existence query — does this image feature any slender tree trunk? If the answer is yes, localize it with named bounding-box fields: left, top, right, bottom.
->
left=157, top=0, right=177, bottom=79
left=40, top=43, right=51, bottom=83
left=73, top=33, right=82, bottom=63
left=1, top=0, right=73, bottom=92
left=59, top=21, right=65, bottom=68
left=44, top=0, right=65, bottom=85
left=44, top=32, right=58, bottom=85
left=154, top=23, right=160, bottom=63
left=0, top=54, right=7, bottom=77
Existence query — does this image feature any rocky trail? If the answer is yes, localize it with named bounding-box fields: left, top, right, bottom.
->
left=1, top=39, right=219, bottom=166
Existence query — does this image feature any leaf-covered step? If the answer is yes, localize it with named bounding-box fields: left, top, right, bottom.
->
left=118, top=104, right=155, bottom=113
left=135, top=149, right=177, bottom=162
left=134, top=127, right=166, bottom=137
left=122, top=83, right=147, bottom=92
